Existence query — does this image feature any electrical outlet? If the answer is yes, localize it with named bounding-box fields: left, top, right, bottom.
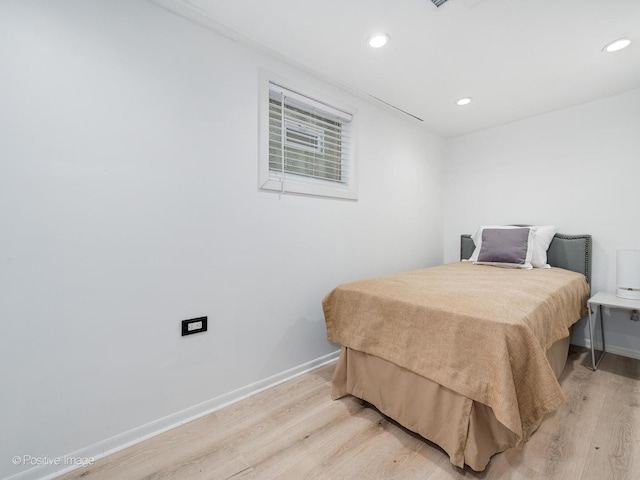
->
left=182, top=316, right=207, bottom=336
left=631, top=310, right=639, bottom=322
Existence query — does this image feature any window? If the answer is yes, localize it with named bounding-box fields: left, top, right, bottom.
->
left=259, top=79, right=357, bottom=200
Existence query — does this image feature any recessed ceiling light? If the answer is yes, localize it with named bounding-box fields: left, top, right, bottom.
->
left=456, top=97, right=472, bottom=106
left=368, top=33, right=389, bottom=48
left=602, top=38, right=631, bottom=53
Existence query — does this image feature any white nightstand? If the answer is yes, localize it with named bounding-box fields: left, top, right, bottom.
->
left=587, top=291, right=640, bottom=370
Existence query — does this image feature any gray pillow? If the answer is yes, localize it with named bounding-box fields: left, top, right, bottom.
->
left=475, top=227, right=534, bottom=269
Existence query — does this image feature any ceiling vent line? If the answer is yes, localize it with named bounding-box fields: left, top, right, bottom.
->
left=431, top=0, right=450, bottom=7
left=367, top=95, right=424, bottom=122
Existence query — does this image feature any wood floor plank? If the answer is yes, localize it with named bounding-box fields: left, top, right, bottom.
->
left=247, top=400, right=385, bottom=479
left=580, top=354, right=640, bottom=480
left=56, top=350, right=640, bottom=480
left=55, top=413, right=252, bottom=480
left=306, top=410, right=446, bottom=480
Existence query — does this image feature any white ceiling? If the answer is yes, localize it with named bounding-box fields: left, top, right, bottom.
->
left=153, top=0, right=640, bottom=137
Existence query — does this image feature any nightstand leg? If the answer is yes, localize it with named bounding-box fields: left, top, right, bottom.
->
left=589, top=304, right=606, bottom=370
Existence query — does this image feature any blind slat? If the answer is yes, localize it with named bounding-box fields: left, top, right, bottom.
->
left=268, top=157, right=348, bottom=176
left=269, top=84, right=352, bottom=122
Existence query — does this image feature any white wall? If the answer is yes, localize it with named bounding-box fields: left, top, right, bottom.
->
left=0, top=1, right=444, bottom=478
left=443, top=88, right=640, bottom=357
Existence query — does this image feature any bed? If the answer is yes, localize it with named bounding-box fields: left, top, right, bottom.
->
left=322, top=230, right=591, bottom=471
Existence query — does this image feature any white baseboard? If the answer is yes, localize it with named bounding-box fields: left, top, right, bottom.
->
left=571, top=338, right=640, bottom=361
left=6, top=350, right=340, bottom=480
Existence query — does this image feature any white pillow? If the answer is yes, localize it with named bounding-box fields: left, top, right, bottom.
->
left=530, top=225, right=558, bottom=268
left=470, top=226, right=535, bottom=269
left=468, top=225, right=558, bottom=269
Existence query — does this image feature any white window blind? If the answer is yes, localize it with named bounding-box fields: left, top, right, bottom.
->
left=260, top=81, right=357, bottom=200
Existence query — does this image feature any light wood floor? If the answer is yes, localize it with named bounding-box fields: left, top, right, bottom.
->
left=58, top=347, right=640, bottom=480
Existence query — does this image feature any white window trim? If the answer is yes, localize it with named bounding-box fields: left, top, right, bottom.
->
left=258, top=72, right=358, bottom=200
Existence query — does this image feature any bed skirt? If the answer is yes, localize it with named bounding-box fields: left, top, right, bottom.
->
left=331, top=335, right=570, bottom=471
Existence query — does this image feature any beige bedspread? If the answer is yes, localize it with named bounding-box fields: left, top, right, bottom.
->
left=323, top=262, right=590, bottom=442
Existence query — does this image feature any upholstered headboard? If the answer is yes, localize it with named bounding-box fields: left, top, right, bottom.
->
left=460, top=233, right=592, bottom=284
